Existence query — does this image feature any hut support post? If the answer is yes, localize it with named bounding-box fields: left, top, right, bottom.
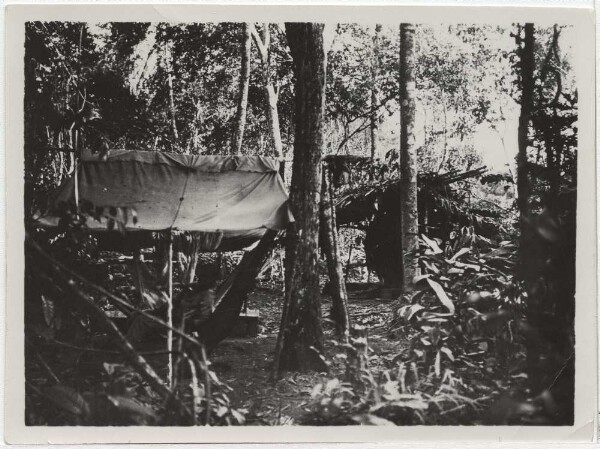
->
left=167, top=231, right=174, bottom=387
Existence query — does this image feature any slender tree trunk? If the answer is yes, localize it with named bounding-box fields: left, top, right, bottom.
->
left=192, top=98, right=202, bottom=153
left=164, top=41, right=179, bottom=144
left=320, top=164, right=351, bottom=341
left=274, top=22, right=327, bottom=375
left=399, top=23, right=419, bottom=290
left=437, top=91, right=448, bottom=173
left=370, top=24, right=382, bottom=160
left=369, top=93, right=379, bottom=160
left=265, top=84, right=283, bottom=158
left=132, top=247, right=146, bottom=307
left=516, top=23, right=540, bottom=394
left=231, top=23, right=252, bottom=155
left=250, top=24, right=284, bottom=159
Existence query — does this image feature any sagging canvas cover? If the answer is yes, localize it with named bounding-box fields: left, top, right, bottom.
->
left=37, top=149, right=293, bottom=250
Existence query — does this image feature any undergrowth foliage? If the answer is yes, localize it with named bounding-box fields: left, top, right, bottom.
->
left=397, top=232, right=524, bottom=380
left=26, top=204, right=247, bottom=426
left=303, top=231, right=561, bottom=425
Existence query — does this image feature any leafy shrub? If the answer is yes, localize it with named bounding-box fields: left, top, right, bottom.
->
left=393, top=233, right=526, bottom=381
left=302, top=231, right=543, bottom=426
left=302, top=357, right=485, bottom=425
left=26, top=337, right=247, bottom=426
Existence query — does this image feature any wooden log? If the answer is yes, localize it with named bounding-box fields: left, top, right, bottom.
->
left=198, top=229, right=278, bottom=350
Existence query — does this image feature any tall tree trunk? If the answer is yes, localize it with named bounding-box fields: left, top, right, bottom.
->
left=250, top=24, right=284, bottom=159
left=517, top=24, right=534, bottom=244
left=370, top=24, right=382, bottom=160
left=164, top=41, right=179, bottom=144
left=24, top=24, right=39, bottom=210
left=399, top=23, right=418, bottom=290
left=320, top=164, right=351, bottom=341
left=231, top=23, right=252, bottom=155
left=274, top=22, right=327, bottom=375
left=516, top=23, right=540, bottom=394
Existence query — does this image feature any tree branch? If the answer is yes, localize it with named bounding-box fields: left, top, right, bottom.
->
left=29, top=236, right=204, bottom=351
left=249, top=24, right=268, bottom=61
left=26, top=237, right=192, bottom=420
left=336, top=118, right=373, bottom=153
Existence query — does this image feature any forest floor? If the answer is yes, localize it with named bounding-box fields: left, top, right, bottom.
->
left=211, top=284, right=404, bottom=425
left=26, top=248, right=409, bottom=426
left=27, top=250, right=536, bottom=426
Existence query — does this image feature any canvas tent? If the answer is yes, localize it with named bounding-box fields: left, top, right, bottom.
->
left=38, top=149, right=292, bottom=250
left=37, top=149, right=292, bottom=383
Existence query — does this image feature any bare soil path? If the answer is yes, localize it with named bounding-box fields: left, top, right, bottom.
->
left=210, top=285, right=406, bottom=424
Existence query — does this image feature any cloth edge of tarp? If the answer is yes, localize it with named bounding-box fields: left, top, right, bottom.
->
left=81, top=149, right=281, bottom=173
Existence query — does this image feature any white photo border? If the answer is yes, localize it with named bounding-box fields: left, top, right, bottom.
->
left=4, top=3, right=597, bottom=443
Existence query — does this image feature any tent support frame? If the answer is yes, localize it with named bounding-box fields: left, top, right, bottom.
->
left=167, top=230, right=174, bottom=387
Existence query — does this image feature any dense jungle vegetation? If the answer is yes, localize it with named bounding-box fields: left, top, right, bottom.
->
left=24, top=21, right=577, bottom=426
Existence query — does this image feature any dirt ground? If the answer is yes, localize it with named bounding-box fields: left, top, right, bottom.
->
left=210, top=284, right=404, bottom=425
left=28, top=251, right=406, bottom=425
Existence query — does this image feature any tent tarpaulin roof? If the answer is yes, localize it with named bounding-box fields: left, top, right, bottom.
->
left=37, top=150, right=293, bottom=250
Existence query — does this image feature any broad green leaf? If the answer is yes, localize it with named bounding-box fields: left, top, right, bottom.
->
left=45, top=385, right=89, bottom=417
left=107, top=395, right=156, bottom=420
left=40, top=295, right=55, bottom=327
left=423, top=260, right=440, bottom=274
left=230, top=408, right=246, bottom=424
left=453, top=261, right=481, bottom=271
left=450, top=247, right=470, bottom=261
left=420, top=336, right=432, bottom=346
left=412, top=274, right=431, bottom=284
left=421, top=234, right=443, bottom=255
left=440, top=346, right=455, bottom=361
left=426, top=278, right=455, bottom=314
left=352, top=414, right=395, bottom=426
left=399, top=304, right=425, bottom=321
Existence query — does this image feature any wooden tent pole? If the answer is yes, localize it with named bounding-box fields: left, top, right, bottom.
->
left=74, top=155, right=79, bottom=209
left=167, top=230, right=174, bottom=387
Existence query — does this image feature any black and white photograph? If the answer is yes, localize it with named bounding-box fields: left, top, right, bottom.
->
left=4, top=3, right=597, bottom=444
